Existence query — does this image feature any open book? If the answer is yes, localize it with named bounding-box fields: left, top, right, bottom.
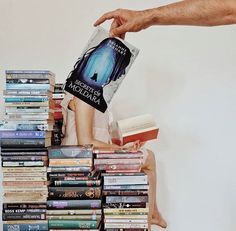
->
left=64, top=27, right=139, bottom=113
left=111, top=114, right=159, bottom=145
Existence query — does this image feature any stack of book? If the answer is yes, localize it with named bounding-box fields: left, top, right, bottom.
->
left=47, top=145, right=102, bottom=230
left=102, top=172, right=149, bottom=230
left=93, top=148, right=143, bottom=173
left=1, top=70, right=55, bottom=231
left=51, top=83, right=64, bottom=145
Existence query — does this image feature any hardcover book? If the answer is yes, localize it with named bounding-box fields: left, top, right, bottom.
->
left=64, top=26, right=139, bottom=113
left=111, top=114, right=159, bottom=145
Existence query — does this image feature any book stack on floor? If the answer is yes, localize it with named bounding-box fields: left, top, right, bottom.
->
left=52, top=83, right=64, bottom=145
left=47, top=145, right=102, bottom=230
left=93, top=148, right=149, bottom=230
left=102, top=172, right=149, bottom=231
left=1, top=70, right=56, bottom=231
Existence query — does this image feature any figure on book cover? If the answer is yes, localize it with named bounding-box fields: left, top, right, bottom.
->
left=61, top=92, right=167, bottom=229
left=64, top=37, right=132, bottom=113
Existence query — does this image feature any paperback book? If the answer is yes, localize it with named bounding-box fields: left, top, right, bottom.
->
left=64, top=26, right=139, bottom=113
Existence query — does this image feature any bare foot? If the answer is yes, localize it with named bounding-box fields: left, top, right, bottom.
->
left=151, top=212, right=167, bottom=228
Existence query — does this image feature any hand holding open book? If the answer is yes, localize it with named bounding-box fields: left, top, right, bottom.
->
left=111, top=114, right=159, bottom=146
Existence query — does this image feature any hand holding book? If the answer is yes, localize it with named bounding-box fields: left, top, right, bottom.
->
left=111, top=114, right=159, bottom=146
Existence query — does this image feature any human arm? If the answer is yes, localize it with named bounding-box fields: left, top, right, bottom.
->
left=94, top=0, right=236, bottom=38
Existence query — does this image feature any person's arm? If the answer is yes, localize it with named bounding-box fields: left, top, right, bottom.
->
left=72, top=97, right=119, bottom=148
left=94, top=0, right=236, bottom=38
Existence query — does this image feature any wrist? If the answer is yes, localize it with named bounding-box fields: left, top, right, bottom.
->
left=142, top=8, right=159, bottom=28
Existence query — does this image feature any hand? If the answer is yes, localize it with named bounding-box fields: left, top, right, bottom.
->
left=122, top=140, right=146, bottom=151
left=94, top=8, right=152, bottom=39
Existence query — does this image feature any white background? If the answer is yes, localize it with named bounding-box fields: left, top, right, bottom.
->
left=0, top=0, right=236, bottom=231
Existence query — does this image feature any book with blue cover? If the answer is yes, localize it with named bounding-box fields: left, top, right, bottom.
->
left=64, top=27, right=139, bottom=113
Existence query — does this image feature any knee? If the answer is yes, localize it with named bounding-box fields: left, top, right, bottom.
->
left=142, top=149, right=156, bottom=170
left=146, top=149, right=156, bottom=163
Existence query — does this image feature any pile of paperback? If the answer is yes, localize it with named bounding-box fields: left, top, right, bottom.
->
left=0, top=70, right=56, bottom=231
left=51, top=83, right=64, bottom=145
left=93, top=148, right=149, bottom=230
left=47, top=145, right=102, bottom=230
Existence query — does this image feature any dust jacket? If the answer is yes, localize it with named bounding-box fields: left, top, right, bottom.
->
left=64, top=27, right=139, bottom=113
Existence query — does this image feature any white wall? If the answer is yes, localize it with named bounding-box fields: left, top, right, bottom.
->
left=0, top=0, right=236, bottom=230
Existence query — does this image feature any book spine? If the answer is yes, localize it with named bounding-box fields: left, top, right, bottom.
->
left=52, top=93, right=65, bottom=98
left=3, top=222, right=48, bottom=231
left=0, top=123, right=52, bottom=131
left=48, top=187, right=101, bottom=199
left=46, top=214, right=99, bottom=220
left=4, top=101, right=50, bottom=106
left=47, top=200, right=101, bottom=209
left=3, top=203, right=47, bottom=209
left=105, top=224, right=148, bottom=229
left=103, top=175, right=148, bottom=185
left=6, top=79, right=50, bottom=84
left=104, top=218, right=147, bottom=223
left=6, top=83, right=51, bottom=90
left=96, top=153, right=143, bottom=159
left=4, top=176, right=47, bottom=181
left=3, top=181, right=47, bottom=187
left=94, top=158, right=142, bottom=165
left=53, top=180, right=100, bottom=187
left=2, top=156, right=47, bottom=161
left=106, top=196, right=148, bottom=203
left=49, top=158, right=92, bottom=167
left=5, top=97, right=49, bottom=102
left=46, top=209, right=101, bottom=215
left=47, top=166, right=91, bottom=172
left=0, top=131, right=49, bottom=139
left=104, top=207, right=148, bottom=215
left=48, top=148, right=92, bottom=158
left=48, top=220, right=97, bottom=229
left=1, top=151, right=47, bottom=156
left=103, top=185, right=149, bottom=190
left=2, top=161, right=46, bottom=167
left=4, top=89, right=50, bottom=96
left=3, top=209, right=46, bottom=213
left=103, top=190, right=148, bottom=196
left=48, top=172, right=89, bottom=178
left=103, top=202, right=147, bottom=208
left=94, top=164, right=141, bottom=172
left=0, top=138, right=49, bottom=148
left=105, top=229, right=147, bottom=231
left=2, top=167, right=47, bottom=173
left=2, top=213, right=46, bottom=220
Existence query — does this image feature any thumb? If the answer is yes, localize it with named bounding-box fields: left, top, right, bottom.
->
left=110, top=24, right=128, bottom=38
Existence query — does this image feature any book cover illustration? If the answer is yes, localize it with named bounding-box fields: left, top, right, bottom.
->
left=64, top=27, right=139, bottom=113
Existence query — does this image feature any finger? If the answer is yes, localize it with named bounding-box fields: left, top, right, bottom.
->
left=94, top=10, right=118, bottom=26
left=110, top=24, right=129, bottom=38
left=109, top=19, right=119, bottom=37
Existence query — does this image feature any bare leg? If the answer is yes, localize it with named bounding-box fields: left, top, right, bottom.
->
left=141, top=150, right=167, bottom=229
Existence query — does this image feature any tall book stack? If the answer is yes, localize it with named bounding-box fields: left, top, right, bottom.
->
left=47, top=145, right=102, bottom=230
left=1, top=70, right=56, bottom=231
left=93, top=148, right=149, bottom=230
left=52, top=83, right=65, bottom=145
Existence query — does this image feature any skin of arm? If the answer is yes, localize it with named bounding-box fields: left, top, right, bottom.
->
left=94, top=0, right=236, bottom=38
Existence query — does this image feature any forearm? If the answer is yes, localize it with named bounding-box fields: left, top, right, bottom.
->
left=146, top=0, right=236, bottom=26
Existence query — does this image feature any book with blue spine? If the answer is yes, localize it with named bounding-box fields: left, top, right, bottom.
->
left=6, top=83, right=54, bottom=92
left=3, top=221, right=48, bottom=231
left=0, top=131, right=51, bottom=139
